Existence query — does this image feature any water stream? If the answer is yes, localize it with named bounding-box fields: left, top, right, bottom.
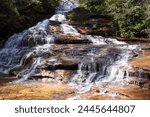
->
left=0, top=0, right=139, bottom=94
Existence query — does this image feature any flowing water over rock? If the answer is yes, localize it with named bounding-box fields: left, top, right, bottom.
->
left=56, top=0, right=78, bottom=13
left=0, top=0, right=149, bottom=99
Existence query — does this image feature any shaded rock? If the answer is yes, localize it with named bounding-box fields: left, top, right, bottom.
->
left=54, top=34, right=92, bottom=44
left=125, top=77, right=150, bottom=89
left=76, top=27, right=111, bottom=36
left=49, top=20, right=61, bottom=26
left=128, top=69, right=150, bottom=79
left=46, top=64, right=78, bottom=70
left=55, top=38, right=91, bottom=44
left=33, top=70, right=75, bottom=82
left=116, top=37, right=150, bottom=42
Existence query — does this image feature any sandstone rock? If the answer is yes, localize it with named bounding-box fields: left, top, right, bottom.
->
left=33, top=69, right=74, bottom=81
left=129, top=50, right=150, bottom=79
left=54, top=34, right=91, bottom=44
left=116, top=37, right=150, bottom=42
left=50, top=26, right=62, bottom=33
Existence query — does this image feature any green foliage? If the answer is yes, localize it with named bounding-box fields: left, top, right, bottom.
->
left=40, top=0, right=59, bottom=13
left=0, top=0, right=19, bottom=16
left=0, top=0, right=60, bottom=42
left=78, top=0, right=106, bottom=12
left=92, top=23, right=98, bottom=29
left=143, top=3, right=150, bottom=37
left=68, top=7, right=89, bottom=24
left=105, top=0, right=149, bottom=37
left=78, top=0, right=150, bottom=38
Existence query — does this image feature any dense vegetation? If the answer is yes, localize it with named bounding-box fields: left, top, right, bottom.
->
left=76, top=0, right=150, bottom=38
left=0, top=0, right=59, bottom=43
left=68, top=7, right=90, bottom=25
left=0, top=0, right=150, bottom=42
left=105, top=0, right=150, bottom=38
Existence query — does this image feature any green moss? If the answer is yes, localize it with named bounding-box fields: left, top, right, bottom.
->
left=68, top=7, right=89, bottom=24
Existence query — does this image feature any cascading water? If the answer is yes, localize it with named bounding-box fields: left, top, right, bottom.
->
left=61, top=24, right=80, bottom=35
left=56, top=0, right=79, bottom=13
left=0, top=19, right=54, bottom=80
left=70, top=42, right=138, bottom=93
left=70, top=35, right=136, bottom=83
left=0, top=0, right=140, bottom=96
left=0, top=0, right=80, bottom=80
left=84, top=35, right=126, bottom=45
left=50, top=0, right=79, bottom=35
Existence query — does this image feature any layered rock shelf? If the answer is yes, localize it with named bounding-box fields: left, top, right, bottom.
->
left=0, top=0, right=149, bottom=100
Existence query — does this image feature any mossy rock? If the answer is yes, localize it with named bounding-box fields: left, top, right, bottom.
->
left=68, top=7, right=90, bottom=24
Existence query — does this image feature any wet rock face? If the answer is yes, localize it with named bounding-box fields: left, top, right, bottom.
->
left=0, top=23, right=132, bottom=82
left=129, top=47, right=150, bottom=76
left=4, top=20, right=50, bottom=48
left=0, top=11, right=136, bottom=85
left=14, top=42, right=134, bottom=83
left=0, top=14, right=133, bottom=82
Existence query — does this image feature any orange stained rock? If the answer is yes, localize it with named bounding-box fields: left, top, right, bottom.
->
left=130, top=55, right=150, bottom=68
left=0, top=79, right=75, bottom=100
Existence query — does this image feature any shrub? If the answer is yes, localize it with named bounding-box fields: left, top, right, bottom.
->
left=68, top=7, right=89, bottom=24
left=0, top=0, right=60, bottom=42
left=78, top=0, right=106, bottom=13
left=78, top=0, right=150, bottom=38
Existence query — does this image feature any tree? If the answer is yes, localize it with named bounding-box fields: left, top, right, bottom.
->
left=0, top=0, right=60, bottom=42
left=78, top=0, right=150, bottom=38
left=105, top=0, right=149, bottom=37
left=78, top=0, right=105, bottom=12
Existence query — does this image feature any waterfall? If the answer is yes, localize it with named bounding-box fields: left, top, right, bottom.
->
left=0, top=0, right=80, bottom=79
left=50, top=14, right=66, bottom=22
left=61, top=24, right=80, bottom=35
left=84, top=35, right=126, bottom=45
left=70, top=38, right=138, bottom=92
left=0, top=0, right=139, bottom=95
left=56, top=0, right=79, bottom=13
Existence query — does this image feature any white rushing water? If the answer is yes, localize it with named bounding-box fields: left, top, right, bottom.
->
left=84, top=35, right=126, bottom=45
left=61, top=24, right=80, bottom=35
left=50, top=14, right=66, bottom=22
left=4, top=19, right=50, bottom=48
left=56, top=0, right=79, bottom=13
left=50, top=0, right=80, bottom=35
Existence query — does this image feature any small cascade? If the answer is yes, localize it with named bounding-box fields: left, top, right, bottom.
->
left=61, top=24, right=80, bottom=35
left=70, top=40, right=138, bottom=92
left=56, top=0, right=78, bottom=13
left=17, top=58, right=41, bottom=82
left=49, top=14, right=80, bottom=35
left=84, top=35, right=126, bottom=45
left=4, top=19, right=50, bottom=48
left=50, top=1, right=80, bottom=35
left=50, top=14, right=66, bottom=22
